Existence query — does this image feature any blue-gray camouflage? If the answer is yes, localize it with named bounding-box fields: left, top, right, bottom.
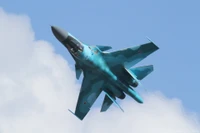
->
left=51, top=26, right=159, bottom=120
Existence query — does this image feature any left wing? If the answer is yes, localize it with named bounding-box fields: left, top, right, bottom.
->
left=70, top=71, right=104, bottom=120
left=103, top=41, right=159, bottom=68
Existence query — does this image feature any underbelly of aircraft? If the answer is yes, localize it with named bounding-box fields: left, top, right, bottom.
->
left=106, top=86, right=126, bottom=99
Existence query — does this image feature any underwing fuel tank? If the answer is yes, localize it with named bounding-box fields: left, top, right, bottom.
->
left=127, top=88, right=143, bottom=103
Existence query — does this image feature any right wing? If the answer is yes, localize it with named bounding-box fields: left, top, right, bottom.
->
left=103, top=41, right=159, bottom=68
left=70, top=71, right=104, bottom=120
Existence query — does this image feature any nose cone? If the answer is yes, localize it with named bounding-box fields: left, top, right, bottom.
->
left=51, top=26, right=68, bottom=42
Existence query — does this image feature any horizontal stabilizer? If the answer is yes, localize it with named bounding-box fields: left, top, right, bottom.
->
left=101, top=94, right=114, bottom=112
left=96, top=45, right=112, bottom=51
left=129, top=65, right=154, bottom=80
left=102, top=91, right=124, bottom=112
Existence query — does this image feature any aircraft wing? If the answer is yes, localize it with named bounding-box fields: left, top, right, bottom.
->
left=71, top=71, right=104, bottom=120
left=103, top=41, right=159, bottom=68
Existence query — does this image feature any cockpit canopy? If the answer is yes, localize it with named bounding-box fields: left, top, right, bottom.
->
left=62, top=35, right=83, bottom=54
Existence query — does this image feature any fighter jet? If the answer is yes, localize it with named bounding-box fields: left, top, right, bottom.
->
left=51, top=26, right=159, bottom=120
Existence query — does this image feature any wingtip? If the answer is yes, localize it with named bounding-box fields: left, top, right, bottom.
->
left=146, top=36, right=152, bottom=42
left=68, top=109, right=83, bottom=121
left=121, top=108, right=125, bottom=112
left=68, top=109, right=73, bottom=113
left=146, top=36, right=159, bottom=50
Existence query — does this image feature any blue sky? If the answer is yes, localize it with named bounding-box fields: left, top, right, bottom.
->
left=1, top=0, right=200, bottom=114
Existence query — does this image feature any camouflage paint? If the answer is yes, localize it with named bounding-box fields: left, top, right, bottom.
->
left=51, top=26, right=159, bottom=120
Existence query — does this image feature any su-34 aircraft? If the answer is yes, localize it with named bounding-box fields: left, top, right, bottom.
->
left=51, top=26, right=159, bottom=120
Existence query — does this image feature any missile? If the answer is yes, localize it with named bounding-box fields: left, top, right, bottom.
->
left=127, top=88, right=143, bottom=103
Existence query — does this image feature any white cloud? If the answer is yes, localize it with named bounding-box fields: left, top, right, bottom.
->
left=0, top=7, right=199, bottom=133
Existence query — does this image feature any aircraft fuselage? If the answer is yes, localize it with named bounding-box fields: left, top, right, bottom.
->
left=51, top=26, right=143, bottom=103
left=51, top=25, right=159, bottom=120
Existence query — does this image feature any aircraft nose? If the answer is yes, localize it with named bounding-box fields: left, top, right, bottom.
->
left=51, top=26, right=68, bottom=42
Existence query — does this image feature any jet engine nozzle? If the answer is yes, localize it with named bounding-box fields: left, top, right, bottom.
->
left=129, top=80, right=139, bottom=88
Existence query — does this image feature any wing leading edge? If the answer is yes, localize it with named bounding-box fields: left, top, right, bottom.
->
left=69, top=71, right=104, bottom=120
